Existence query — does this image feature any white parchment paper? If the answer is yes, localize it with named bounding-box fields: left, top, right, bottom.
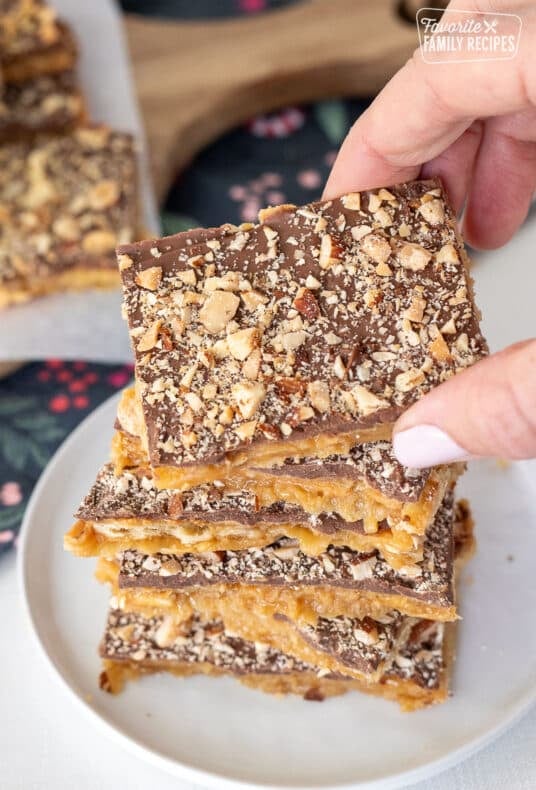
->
left=0, top=0, right=160, bottom=363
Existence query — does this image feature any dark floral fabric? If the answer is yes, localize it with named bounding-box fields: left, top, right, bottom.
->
left=0, top=0, right=371, bottom=556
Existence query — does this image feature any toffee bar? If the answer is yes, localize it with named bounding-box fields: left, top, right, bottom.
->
left=0, top=1, right=77, bottom=84
left=112, top=387, right=462, bottom=533
left=0, top=126, right=138, bottom=309
left=99, top=608, right=451, bottom=711
left=118, top=178, right=486, bottom=489
left=0, top=71, right=85, bottom=142
left=99, top=497, right=473, bottom=624
left=66, top=462, right=446, bottom=566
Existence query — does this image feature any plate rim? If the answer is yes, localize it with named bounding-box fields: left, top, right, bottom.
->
left=17, top=391, right=536, bottom=790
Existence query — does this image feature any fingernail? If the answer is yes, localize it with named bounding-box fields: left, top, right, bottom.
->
left=393, top=425, right=474, bottom=468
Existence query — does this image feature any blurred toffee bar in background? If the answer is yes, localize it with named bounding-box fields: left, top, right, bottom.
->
left=0, top=126, right=138, bottom=308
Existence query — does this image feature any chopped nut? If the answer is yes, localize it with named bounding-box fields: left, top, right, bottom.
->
left=305, top=275, right=321, bottom=289
left=367, top=192, right=382, bottom=212
left=293, top=289, right=320, bottom=320
left=88, top=179, right=120, bottom=210
left=303, top=381, right=329, bottom=413
left=258, top=204, right=296, bottom=223
left=204, top=272, right=240, bottom=292
left=441, top=318, right=456, bottom=334
left=351, top=385, right=389, bottom=416
left=227, top=328, right=259, bottom=360
left=361, top=233, right=391, bottom=264
left=219, top=405, right=234, bottom=425
left=396, top=242, right=432, bottom=271
left=180, top=363, right=198, bottom=388
left=242, top=348, right=261, bottom=380
left=319, top=234, right=342, bottom=268
left=184, top=392, right=203, bottom=412
left=212, top=339, right=229, bottom=359
left=231, top=381, right=266, bottom=418
left=436, top=243, right=459, bottom=264
left=199, top=290, right=240, bottom=334
left=403, top=293, right=426, bottom=323
left=314, top=215, right=327, bottom=233
left=202, top=383, right=218, bottom=400
left=178, top=269, right=197, bottom=286
left=418, top=198, right=445, bottom=225
left=333, top=355, right=346, bottom=379
left=429, top=331, right=451, bottom=362
left=456, top=333, right=469, bottom=352
left=137, top=320, right=161, bottom=352
left=241, top=290, right=268, bottom=311
left=117, top=253, right=133, bottom=271
left=280, top=422, right=293, bottom=436
left=364, top=288, right=383, bottom=308
left=325, top=331, right=342, bottom=345
left=82, top=229, right=116, bottom=255
left=341, top=192, right=361, bottom=211
left=135, top=266, right=162, bottom=291
left=182, top=430, right=198, bottom=448
left=52, top=216, right=79, bottom=241
left=351, top=224, right=372, bottom=242
left=235, top=420, right=257, bottom=441
left=374, top=207, right=392, bottom=227
left=395, top=368, right=425, bottom=392
left=375, top=261, right=392, bottom=277
left=281, top=330, right=307, bottom=350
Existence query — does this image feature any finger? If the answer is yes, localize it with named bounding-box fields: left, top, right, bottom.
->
left=392, top=340, right=536, bottom=466
left=462, top=116, right=536, bottom=249
left=420, top=121, right=483, bottom=214
left=323, top=16, right=531, bottom=199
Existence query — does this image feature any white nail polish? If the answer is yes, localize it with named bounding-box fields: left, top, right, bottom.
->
left=393, top=425, right=473, bottom=468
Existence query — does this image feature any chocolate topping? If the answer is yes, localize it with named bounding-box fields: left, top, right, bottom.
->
left=118, top=179, right=487, bottom=469
left=256, top=440, right=430, bottom=503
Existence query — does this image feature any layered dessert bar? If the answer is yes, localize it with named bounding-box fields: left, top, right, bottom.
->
left=118, top=178, right=487, bottom=490
left=67, top=463, right=430, bottom=564
left=0, top=71, right=85, bottom=142
left=94, top=497, right=473, bottom=624
left=99, top=608, right=452, bottom=711
left=110, top=387, right=461, bottom=539
left=0, top=2, right=76, bottom=83
left=0, top=125, right=138, bottom=308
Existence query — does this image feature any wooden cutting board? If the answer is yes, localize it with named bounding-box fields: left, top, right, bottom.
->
left=124, top=0, right=424, bottom=203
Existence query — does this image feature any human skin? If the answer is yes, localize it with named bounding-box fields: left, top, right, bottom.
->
left=324, top=0, right=536, bottom=467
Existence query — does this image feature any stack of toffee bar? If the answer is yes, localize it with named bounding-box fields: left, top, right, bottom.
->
left=66, top=179, right=486, bottom=710
left=0, top=0, right=140, bottom=308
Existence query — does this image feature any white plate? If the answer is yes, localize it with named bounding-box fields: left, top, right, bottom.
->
left=18, top=391, right=536, bottom=789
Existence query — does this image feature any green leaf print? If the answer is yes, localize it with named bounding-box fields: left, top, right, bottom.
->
left=314, top=100, right=350, bottom=145
left=161, top=211, right=199, bottom=236
left=0, top=504, right=25, bottom=530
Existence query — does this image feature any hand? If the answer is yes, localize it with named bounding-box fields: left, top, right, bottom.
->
left=324, top=0, right=536, bottom=467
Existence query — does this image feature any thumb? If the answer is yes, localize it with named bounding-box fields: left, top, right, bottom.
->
left=392, top=340, right=536, bottom=467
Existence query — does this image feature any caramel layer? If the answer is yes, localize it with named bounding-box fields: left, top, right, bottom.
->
left=246, top=465, right=460, bottom=533
left=66, top=517, right=417, bottom=566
